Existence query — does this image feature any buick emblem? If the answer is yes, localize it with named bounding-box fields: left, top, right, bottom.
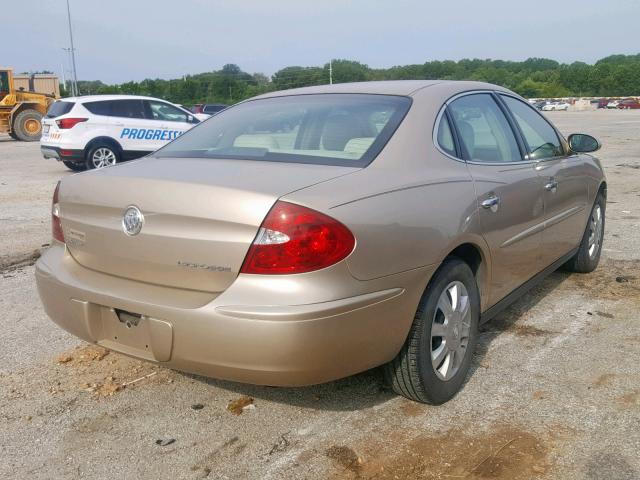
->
left=122, top=206, right=144, bottom=236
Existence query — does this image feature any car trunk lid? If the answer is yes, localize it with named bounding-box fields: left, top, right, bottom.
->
left=59, top=157, right=357, bottom=293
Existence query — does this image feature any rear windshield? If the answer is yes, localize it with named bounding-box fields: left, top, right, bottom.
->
left=46, top=101, right=75, bottom=118
left=155, top=94, right=412, bottom=167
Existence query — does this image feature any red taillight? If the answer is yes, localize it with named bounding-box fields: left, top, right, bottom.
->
left=241, top=201, right=355, bottom=275
left=56, top=117, right=87, bottom=129
left=52, top=181, right=65, bottom=243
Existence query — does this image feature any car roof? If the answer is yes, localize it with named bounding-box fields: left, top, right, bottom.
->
left=251, top=80, right=509, bottom=100
left=60, top=94, right=172, bottom=103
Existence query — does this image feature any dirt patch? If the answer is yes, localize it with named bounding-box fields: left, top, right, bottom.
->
left=53, top=343, right=170, bottom=398
left=0, top=248, right=42, bottom=275
left=617, top=390, right=640, bottom=406
left=532, top=390, right=547, bottom=400
left=227, top=395, right=254, bottom=415
left=593, top=374, right=615, bottom=387
left=56, top=345, right=110, bottom=365
left=567, top=259, right=640, bottom=301
left=399, top=399, right=427, bottom=417
left=326, top=445, right=363, bottom=475
left=616, top=163, right=640, bottom=169
left=340, top=424, right=552, bottom=480
left=482, top=320, right=554, bottom=338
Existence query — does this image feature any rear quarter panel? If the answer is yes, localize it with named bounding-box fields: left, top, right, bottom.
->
left=284, top=82, right=495, bottom=310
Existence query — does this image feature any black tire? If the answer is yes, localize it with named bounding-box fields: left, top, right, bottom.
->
left=13, top=109, right=43, bottom=141
left=85, top=143, right=120, bottom=170
left=62, top=160, right=86, bottom=172
left=8, top=131, right=18, bottom=140
left=384, top=258, right=480, bottom=404
left=564, top=192, right=605, bottom=273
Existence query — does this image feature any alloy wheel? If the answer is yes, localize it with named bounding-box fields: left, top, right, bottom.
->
left=91, top=148, right=117, bottom=168
left=588, top=204, right=603, bottom=258
left=430, top=281, right=471, bottom=381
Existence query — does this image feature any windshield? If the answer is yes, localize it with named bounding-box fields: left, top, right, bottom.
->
left=155, top=94, right=412, bottom=167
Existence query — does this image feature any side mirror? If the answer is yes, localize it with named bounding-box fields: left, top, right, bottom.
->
left=568, top=133, right=601, bottom=153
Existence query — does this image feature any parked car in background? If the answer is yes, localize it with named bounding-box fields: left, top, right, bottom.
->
left=542, top=101, right=569, bottom=111
left=617, top=98, right=640, bottom=109
left=596, top=98, right=610, bottom=109
left=40, top=95, right=203, bottom=171
left=192, top=103, right=228, bottom=116
left=606, top=100, right=621, bottom=109
left=36, top=81, right=606, bottom=404
left=532, top=100, right=548, bottom=110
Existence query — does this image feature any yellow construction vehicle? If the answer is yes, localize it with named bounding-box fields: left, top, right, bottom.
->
left=0, top=68, right=59, bottom=141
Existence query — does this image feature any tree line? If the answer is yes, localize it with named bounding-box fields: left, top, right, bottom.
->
left=68, top=54, right=640, bottom=105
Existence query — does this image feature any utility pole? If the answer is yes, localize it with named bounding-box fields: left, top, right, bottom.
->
left=66, top=0, right=79, bottom=96
left=329, top=59, right=333, bottom=85
left=60, top=63, right=67, bottom=92
left=61, top=48, right=74, bottom=95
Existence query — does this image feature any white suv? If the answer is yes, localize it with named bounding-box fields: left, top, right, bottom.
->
left=40, top=95, right=205, bottom=170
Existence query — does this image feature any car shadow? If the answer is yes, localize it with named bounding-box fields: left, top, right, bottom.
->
left=184, top=270, right=572, bottom=412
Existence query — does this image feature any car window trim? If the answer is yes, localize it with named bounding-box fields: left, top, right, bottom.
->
left=440, top=90, right=527, bottom=165
left=489, top=92, right=528, bottom=160
left=495, top=92, right=568, bottom=161
left=433, top=89, right=572, bottom=166
left=432, top=107, right=464, bottom=161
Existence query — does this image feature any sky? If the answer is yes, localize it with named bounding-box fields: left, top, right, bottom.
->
left=6, top=0, right=640, bottom=84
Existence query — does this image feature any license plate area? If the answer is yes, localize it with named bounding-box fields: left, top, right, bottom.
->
left=43, top=124, right=50, bottom=134
left=115, top=308, right=142, bottom=328
left=97, top=307, right=173, bottom=362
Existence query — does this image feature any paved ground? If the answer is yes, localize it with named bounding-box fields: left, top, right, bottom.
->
left=0, top=110, right=639, bottom=479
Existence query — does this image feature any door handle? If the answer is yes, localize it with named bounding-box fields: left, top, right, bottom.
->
left=544, top=180, right=558, bottom=192
left=481, top=194, right=500, bottom=212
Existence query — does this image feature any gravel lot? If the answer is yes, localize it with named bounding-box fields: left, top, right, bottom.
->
left=1, top=110, right=639, bottom=479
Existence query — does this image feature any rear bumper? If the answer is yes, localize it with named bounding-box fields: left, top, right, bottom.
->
left=41, top=145, right=84, bottom=163
left=35, top=245, right=429, bottom=386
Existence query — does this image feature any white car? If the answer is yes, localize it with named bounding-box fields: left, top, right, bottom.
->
left=40, top=95, right=207, bottom=171
left=542, top=102, right=570, bottom=111
left=606, top=100, right=620, bottom=109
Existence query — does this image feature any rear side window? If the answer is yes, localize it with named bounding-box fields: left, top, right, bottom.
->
left=83, top=101, right=112, bottom=116
left=436, top=114, right=457, bottom=157
left=110, top=100, right=146, bottom=119
left=448, top=93, right=521, bottom=163
left=500, top=95, right=564, bottom=160
left=156, top=94, right=412, bottom=167
left=46, top=101, right=75, bottom=118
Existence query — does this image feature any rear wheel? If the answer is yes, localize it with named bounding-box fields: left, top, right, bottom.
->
left=9, top=131, right=18, bottom=140
left=62, top=160, right=86, bottom=172
left=564, top=192, right=605, bottom=273
left=13, top=109, right=43, bottom=141
left=384, top=258, right=479, bottom=404
left=86, top=144, right=120, bottom=169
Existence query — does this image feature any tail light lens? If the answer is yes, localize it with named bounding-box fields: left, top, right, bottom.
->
left=56, top=117, right=88, bottom=129
left=52, top=181, right=65, bottom=243
left=241, top=201, right=355, bottom=275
